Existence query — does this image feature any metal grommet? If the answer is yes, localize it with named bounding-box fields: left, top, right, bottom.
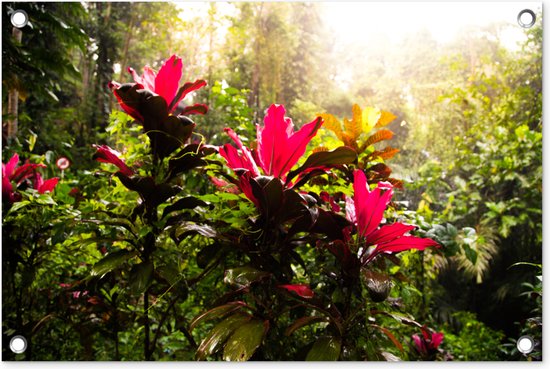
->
left=516, top=335, right=534, bottom=354
left=517, top=9, right=536, bottom=28
left=10, top=9, right=28, bottom=28
left=9, top=335, right=27, bottom=354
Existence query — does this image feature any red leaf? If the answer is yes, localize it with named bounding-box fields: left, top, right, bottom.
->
left=278, top=284, right=314, bottom=299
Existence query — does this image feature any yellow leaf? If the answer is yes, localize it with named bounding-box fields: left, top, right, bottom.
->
left=362, top=107, right=381, bottom=135
left=375, top=111, right=397, bottom=128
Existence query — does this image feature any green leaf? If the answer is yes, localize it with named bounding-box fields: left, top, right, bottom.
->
left=176, top=223, right=217, bottom=239
left=463, top=244, right=477, bottom=265
left=162, top=196, right=208, bottom=219
left=196, top=313, right=251, bottom=360
left=223, top=319, right=268, bottom=361
left=128, top=261, right=154, bottom=294
left=91, top=249, right=132, bottom=277
left=286, top=146, right=357, bottom=183
left=7, top=201, right=31, bottom=214
left=190, top=302, right=247, bottom=332
left=224, top=267, right=270, bottom=288
left=157, top=263, right=181, bottom=286
left=306, top=336, right=341, bottom=361
left=285, top=316, right=327, bottom=336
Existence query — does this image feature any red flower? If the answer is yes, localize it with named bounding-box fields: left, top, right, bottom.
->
left=412, top=328, right=444, bottom=355
left=256, top=104, right=322, bottom=181
left=92, top=145, right=134, bottom=176
left=278, top=284, right=314, bottom=299
left=348, top=170, right=439, bottom=264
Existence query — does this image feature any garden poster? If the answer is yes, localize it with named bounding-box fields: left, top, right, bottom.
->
left=2, top=2, right=542, bottom=361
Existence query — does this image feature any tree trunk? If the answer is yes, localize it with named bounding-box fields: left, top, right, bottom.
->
left=6, top=27, right=23, bottom=140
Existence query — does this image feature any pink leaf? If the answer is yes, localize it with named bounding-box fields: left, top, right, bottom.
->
left=256, top=104, right=322, bottom=180
left=368, top=236, right=440, bottom=262
left=353, top=170, right=393, bottom=238
left=431, top=332, right=444, bottom=349
left=367, top=223, right=416, bottom=245
left=219, top=128, right=260, bottom=176
left=3, top=153, right=19, bottom=178
left=155, top=55, right=183, bottom=109
left=37, top=177, right=59, bottom=194
left=93, top=145, right=134, bottom=176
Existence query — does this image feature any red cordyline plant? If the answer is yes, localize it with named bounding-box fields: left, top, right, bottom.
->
left=86, top=55, right=219, bottom=360
left=189, top=102, right=441, bottom=361
left=412, top=327, right=444, bottom=359
left=108, top=54, right=209, bottom=161
left=2, top=153, right=58, bottom=203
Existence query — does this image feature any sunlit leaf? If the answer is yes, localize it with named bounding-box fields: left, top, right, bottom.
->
left=319, top=113, right=343, bottom=141
left=361, top=106, right=380, bottom=135
left=363, top=129, right=394, bottom=148
left=91, top=249, right=133, bottom=277
left=224, top=267, right=270, bottom=288
left=190, top=302, right=247, bottom=332
left=196, top=313, right=251, bottom=360
left=223, top=319, right=268, bottom=361
left=369, top=147, right=400, bottom=161
left=375, top=111, right=397, bottom=128
left=343, top=104, right=363, bottom=140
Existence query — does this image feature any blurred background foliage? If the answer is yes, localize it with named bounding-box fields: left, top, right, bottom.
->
left=2, top=2, right=542, bottom=361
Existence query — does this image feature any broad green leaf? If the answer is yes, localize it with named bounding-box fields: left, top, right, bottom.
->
left=91, top=249, right=132, bottom=277
left=190, top=302, right=247, bottom=332
left=196, top=313, right=251, bottom=360
left=306, top=336, right=341, bottom=361
left=157, top=264, right=181, bottom=285
left=224, top=267, right=270, bottom=288
left=128, top=260, right=154, bottom=294
left=223, top=319, right=268, bottom=361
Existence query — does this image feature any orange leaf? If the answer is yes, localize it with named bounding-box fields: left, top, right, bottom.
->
left=319, top=113, right=343, bottom=141
left=387, top=178, right=404, bottom=189
left=375, top=111, right=397, bottom=128
left=370, top=147, right=400, bottom=160
left=312, top=146, right=329, bottom=153
left=363, top=129, right=394, bottom=148
left=343, top=104, right=363, bottom=140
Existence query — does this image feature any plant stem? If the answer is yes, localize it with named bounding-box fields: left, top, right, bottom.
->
left=144, top=290, right=151, bottom=360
